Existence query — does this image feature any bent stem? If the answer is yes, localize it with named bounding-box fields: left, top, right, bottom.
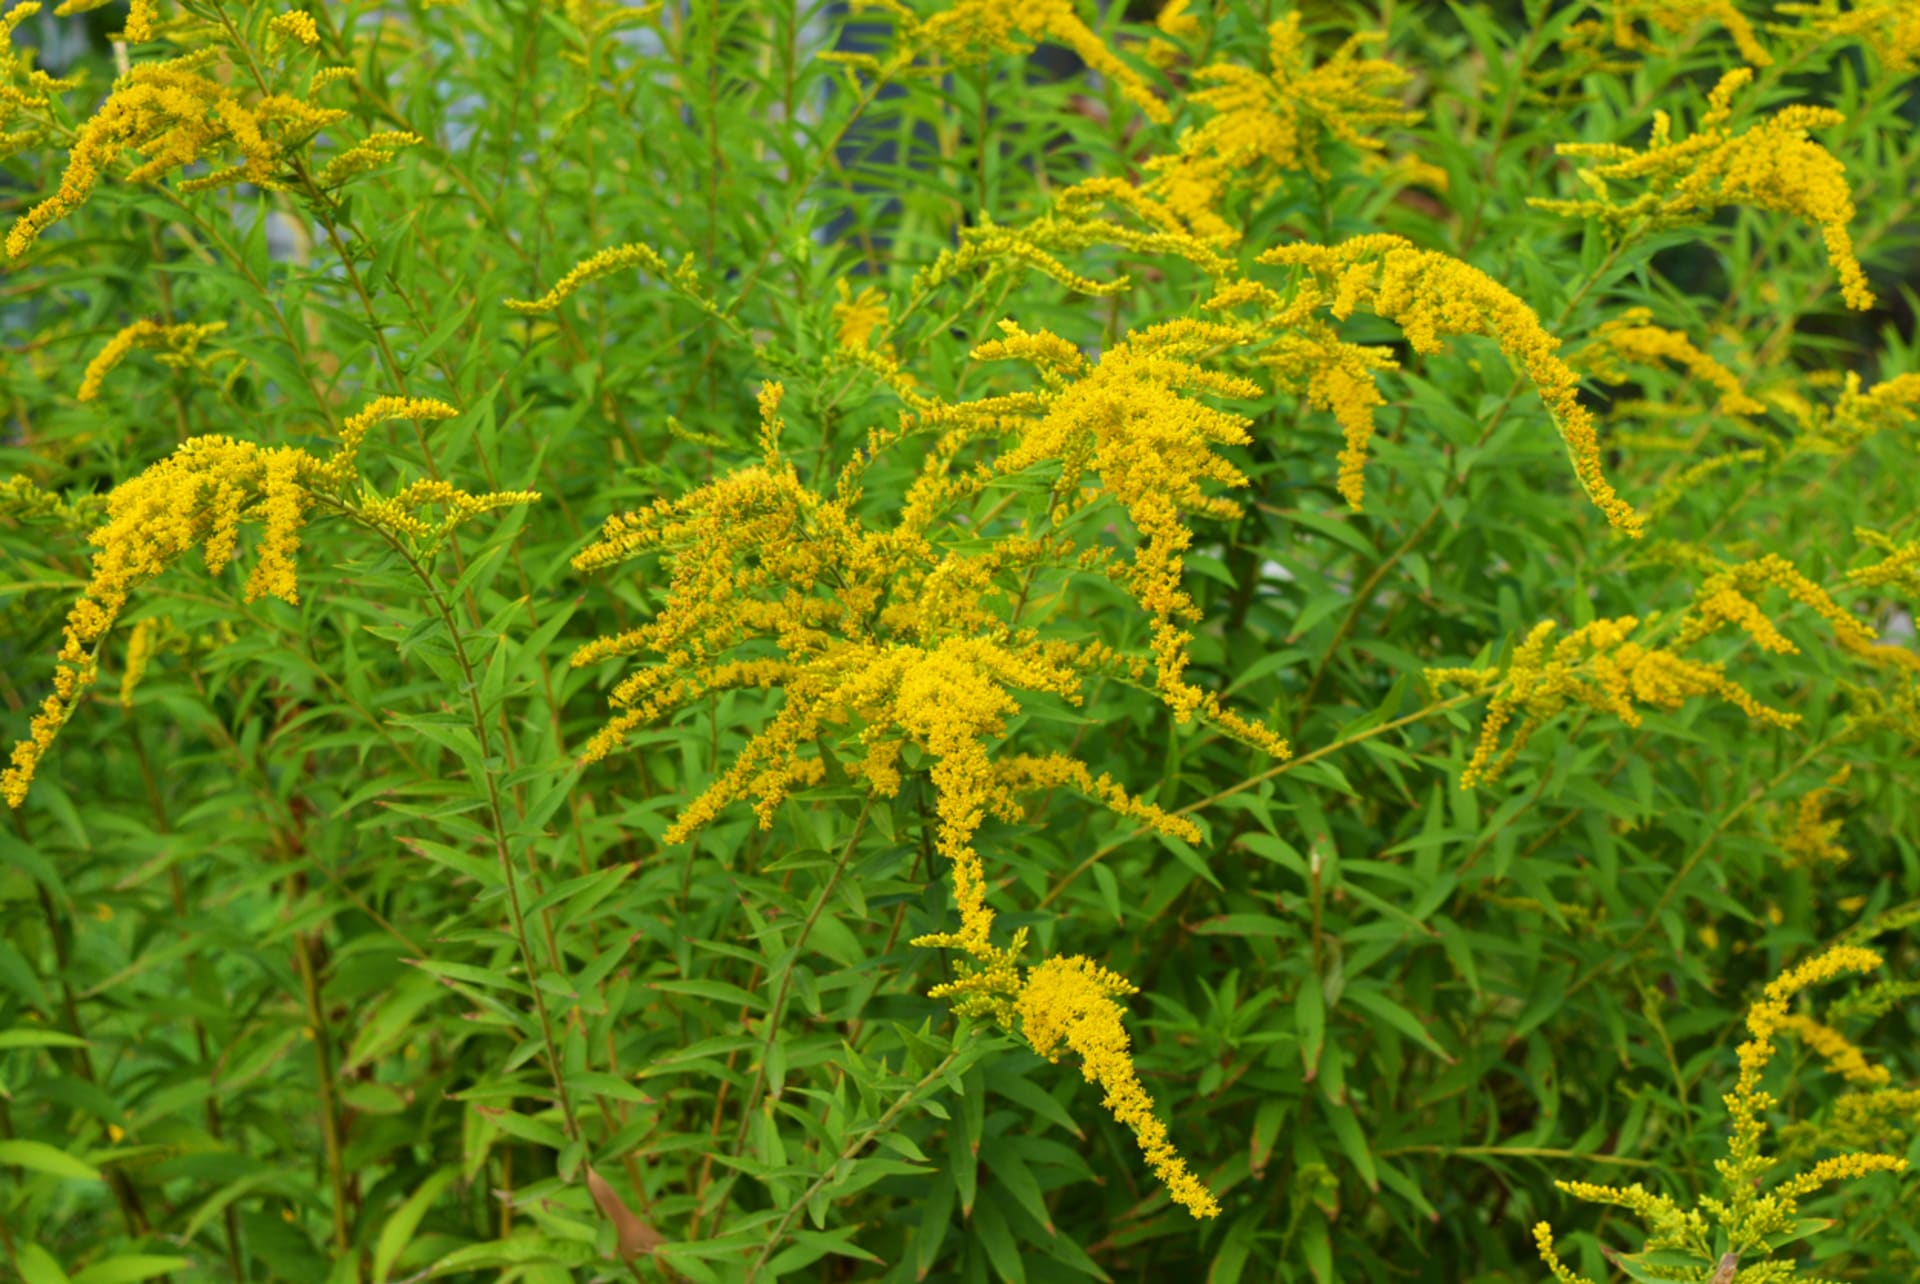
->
left=1041, top=691, right=1477, bottom=909
left=1291, top=238, right=1633, bottom=735
left=696, top=797, right=875, bottom=1236
left=1565, top=730, right=1847, bottom=1001
left=372, top=524, right=583, bottom=1147
left=742, top=1043, right=966, bottom=1284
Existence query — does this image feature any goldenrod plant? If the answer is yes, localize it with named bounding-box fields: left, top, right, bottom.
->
left=0, top=0, right=1915, bottom=1280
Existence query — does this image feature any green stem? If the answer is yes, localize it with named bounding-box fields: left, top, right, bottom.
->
left=1565, top=731, right=1845, bottom=1000
left=131, top=728, right=248, bottom=1281
left=742, top=1044, right=966, bottom=1284
left=294, top=929, right=353, bottom=1257
left=700, top=799, right=874, bottom=1235
left=16, top=814, right=153, bottom=1241
left=379, top=530, right=583, bottom=1145
left=1040, top=692, right=1476, bottom=909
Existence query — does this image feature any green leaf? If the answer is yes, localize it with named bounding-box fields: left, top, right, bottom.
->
left=0, top=1029, right=89, bottom=1051
left=1191, top=914, right=1289, bottom=938
left=70, top=1258, right=193, bottom=1284
left=428, top=1237, right=598, bottom=1274
left=15, top=1244, right=72, bottom=1284
left=973, top=1192, right=1028, bottom=1284
left=1341, top=984, right=1455, bottom=1063
left=1207, top=1213, right=1259, bottom=1284
left=0, top=1139, right=102, bottom=1182
left=1322, top=1102, right=1378, bottom=1191
left=373, top=1168, right=457, bottom=1284
left=1296, top=977, right=1325, bottom=1080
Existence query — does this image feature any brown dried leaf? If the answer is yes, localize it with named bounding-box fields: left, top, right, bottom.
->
left=586, top=1165, right=666, bottom=1260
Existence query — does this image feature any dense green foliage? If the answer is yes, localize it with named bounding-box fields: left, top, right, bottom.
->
left=1, top=1, right=1918, bottom=1281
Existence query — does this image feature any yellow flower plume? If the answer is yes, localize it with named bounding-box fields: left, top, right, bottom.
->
left=1014, top=955, right=1220, bottom=1218
left=2, top=396, right=534, bottom=808
left=1540, top=946, right=1906, bottom=1277
left=77, top=319, right=228, bottom=402
left=1140, top=14, right=1418, bottom=241
left=1532, top=69, right=1876, bottom=310
left=1255, top=235, right=1643, bottom=535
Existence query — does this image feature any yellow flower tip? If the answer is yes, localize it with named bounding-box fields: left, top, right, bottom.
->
left=505, top=242, right=673, bottom=313
left=1257, top=238, right=1641, bottom=536
left=912, top=0, right=1169, bottom=125
left=124, top=0, right=156, bottom=42
left=1775, top=1013, right=1890, bottom=1087
left=316, top=131, right=423, bottom=188
left=325, top=395, right=459, bottom=483
left=4, top=691, right=73, bottom=809
left=756, top=381, right=787, bottom=463
left=78, top=319, right=227, bottom=403
left=1539, top=72, right=1875, bottom=314
left=268, top=9, right=321, bottom=49
left=1533, top=1220, right=1597, bottom=1284
left=119, top=617, right=159, bottom=708
left=1015, top=954, right=1218, bottom=1218
left=832, top=279, right=891, bottom=352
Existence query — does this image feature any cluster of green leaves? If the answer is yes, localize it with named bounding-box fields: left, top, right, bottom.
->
left=1, top=0, right=1917, bottom=1282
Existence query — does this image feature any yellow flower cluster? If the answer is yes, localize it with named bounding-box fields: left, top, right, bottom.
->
left=1264, top=328, right=1397, bottom=509
left=1611, top=0, right=1773, bottom=67
left=3, top=435, right=310, bottom=807
left=320, top=395, right=461, bottom=486
left=1578, top=307, right=1765, bottom=418
left=927, top=935, right=1221, bottom=1218
left=831, top=279, right=889, bottom=352
left=865, top=0, right=1169, bottom=124
left=1532, top=69, right=1876, bottom=310
left=1790, top=1086, right=1920, bottom=1154
left=504, top=241, right=669, bottom=312
left=1441, top=551, right=1880, bottom=786
left=117, top=616, right=161, bottom=708
left=1538, top=946, right=1907, bottom=1282
left=1712, top=947, right=1906, bottom=1232
left=1849, top=526, right=1920, bottom=598
left=1254, top=235, right=1643, bottom=534
left=315, top=130, right=421, bottom=189
left=1532, top=1220, right=1596, bottom=1284
left=1787, top=371, right=1920, bottom=452
left=915, top=183, right=1234, bottom=301
left=559, top=0, right=661, bottom=41
left=266, top=9, right=320, bottom=50
left=1774, top=1011, right=1889, bottom=1087
left=359, top=477, right=542, bottom=544
left=3, top=396, right=533, bottom=807
left=1138, top=0, right=1197, bottom=69
left=1676, top=551, right=1875, bottom=655
left=503, top=240, right=714, bottom=315
left=1776, top=764, right=1852, bottom=867
left=2, top=2, right=77, bottom=156
left=1013, top=956, right=1220, bottom=1218
left=1777, top=0, right=1920, bottom=73
left=976, top=319, right=1290, bottom=753
left=5, top=43, right=347, bottom=258
left=77, top=318, right=228, bottom=402
left=565, top=352, right=1249, bottom=1210
left=0, top=474, right=107, bottom=530
left=1138, top=15, right=1418, bottom=241
left=1436, top=616, right=1796, bottom=788
left=907, top=198, right=1646, bottom=527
